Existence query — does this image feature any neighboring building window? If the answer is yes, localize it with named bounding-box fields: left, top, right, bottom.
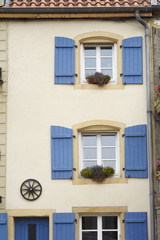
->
left=79, top=132, right=119, bottom=175
left=80, top=216, right=120, bottom=240
left=80, top=44, right=117, bottom=84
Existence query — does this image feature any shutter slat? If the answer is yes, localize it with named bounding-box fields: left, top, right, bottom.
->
left=51, top=126, right=73, bottom=179
left=0, top=213, right=8, bottom=240
left=55, top=37, right=75, bottom=84
left=125, top=212, right=148, bottom=240
left=123, top=37, right=143, bottom=84
left=125, top=125, right=148, bottom=178
left=52, top=168, right=73, bottom=172
left=53, top=213, right=75, bottom=240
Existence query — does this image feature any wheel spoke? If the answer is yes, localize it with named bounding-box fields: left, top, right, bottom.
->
left=24, top=190, right=29, bottom=196
left=32, top=181, right=35, bottom=187
left=33, top=191, right=39, bottom=197
left=28, top=181, right=32, bottom=188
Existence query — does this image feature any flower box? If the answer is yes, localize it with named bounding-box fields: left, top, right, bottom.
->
left=86, top=72, right=111, bottom=86
left=80, top=165, right=114, bottom=182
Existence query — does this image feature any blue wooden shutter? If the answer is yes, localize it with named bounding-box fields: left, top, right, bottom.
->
left=0, top=213, right=8, bottom=240
left=51, top=126, right=73, bottom=179
left=53, top=213, right=75, bottom=240
left=55, top=37, right=75, bottom=84
left=122, top=37, right=143, bottom=84
left=125, top=212, right=148, bottom=240
left=125, top=124, right=148, bottom=178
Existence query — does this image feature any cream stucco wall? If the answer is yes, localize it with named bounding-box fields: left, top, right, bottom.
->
left=6, top=19, right=149, bottom=219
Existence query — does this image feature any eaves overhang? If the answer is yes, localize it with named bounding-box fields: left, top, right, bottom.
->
left=0, top=6, right=153, bottom=19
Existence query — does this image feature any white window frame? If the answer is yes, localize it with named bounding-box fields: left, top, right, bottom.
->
left=79, top=132, right=120, bottom=177
left=80, top=43, right=117, bottom=84
left=79, top=215, right=121, bottom=240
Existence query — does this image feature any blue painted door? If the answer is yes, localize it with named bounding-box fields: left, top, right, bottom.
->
left=15, top=217, right=49, bottom=240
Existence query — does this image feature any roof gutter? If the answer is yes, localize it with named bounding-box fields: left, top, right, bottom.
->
left=0, top=6, right=152, bottom=14
left=135, top=10, right=155, bottom=240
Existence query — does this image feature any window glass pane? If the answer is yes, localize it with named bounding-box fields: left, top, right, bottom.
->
left=83, top=161, right=97, bottom=168
left=101, top=47, right=112, bottom=56
left=101, top=69, right=112, bottom=78
left=82, top=217, right=97, bottom=229
left=102, top=216, right=117, bottom=229
left=83, top=148, right=97, bottom=159
left=84, top=47, right=96, bottom=56
left=83, top=136, right=97, bottom=146
left=85, top=69, right=96, bottom=77
left=101, top=135, right=115, bottom=146
left=85, top=58, right=96, bottom=68
left=102, top=231, right=118, bottom=240
left=82, top=232, right=97, bottom=240
left=101, top=58, right=112, bottom=68
left=102, top=148, right=115, bottom=159
left=102, top=160, right=116, bottom=169
left=28, top=224, right=36, bottom=240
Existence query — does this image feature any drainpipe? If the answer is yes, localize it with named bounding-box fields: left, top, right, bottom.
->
left=135, top=10, right=155, bottom=240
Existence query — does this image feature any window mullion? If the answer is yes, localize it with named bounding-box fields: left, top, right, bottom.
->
left=96, top=46, right=100, bottom=72
left=98, top=216, right=102, bottom=240
left=97, top=134, right=101, bottom=166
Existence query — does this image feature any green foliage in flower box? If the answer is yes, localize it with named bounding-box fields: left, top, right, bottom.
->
left=80, top=165, right=114, bottom=182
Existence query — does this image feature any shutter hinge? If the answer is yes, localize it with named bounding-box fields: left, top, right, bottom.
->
left=123, top=219, right=125, bottom=223
left=73, top=168, right=76, bottom=171
left=75, top=74, right=78, bottom=77
left=73, top=135, right=76, bottom=138
left=120, top=45, right=123, bottom=48
left=120, top=73, right=123, bottom=77
left=75, top=219, right=77, bottom=223
left=122, top=134, right=125, bottom=137
left=0, top=196, right=2, bottom=203
left=122, top=168, right=125, bottom=171
left=75, top=45, right=78, bottom=48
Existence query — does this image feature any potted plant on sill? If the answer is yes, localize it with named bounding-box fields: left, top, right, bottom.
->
left=86, top=72, right=111, bottom=86
left=80, top=165, right=114, bottom=183
left=155, top=158, right=160, bottom=173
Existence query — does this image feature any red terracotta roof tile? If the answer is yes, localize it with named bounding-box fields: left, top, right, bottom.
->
left=10, top=0, right=151, bottom=8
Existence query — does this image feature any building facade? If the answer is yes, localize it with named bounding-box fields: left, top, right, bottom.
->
left=0, top=2, right=158, bottom=240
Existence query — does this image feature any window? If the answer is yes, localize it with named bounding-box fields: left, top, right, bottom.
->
left=80, top=216, right=120, bottom=240
left=80, top=44, right=117, bottom=84
left=79, top=132, right=119, bottom=175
